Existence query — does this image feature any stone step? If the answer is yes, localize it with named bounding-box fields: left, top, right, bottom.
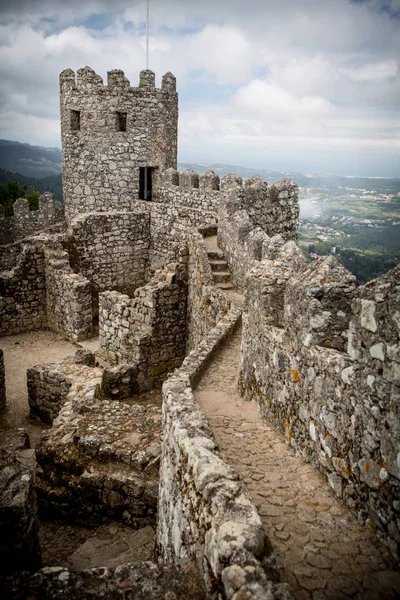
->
left=213, top=271, right=232, bottom=283
left=207, top=250, right=224, bottom=260
left=209, top=259, right=229, bottom=272
left=216, top=282, right=234, bottom=290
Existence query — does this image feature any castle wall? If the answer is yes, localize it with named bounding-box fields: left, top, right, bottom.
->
left=186, top=230, right=232, bottom=352
left=44, top=244, right=93, bottom=342
left=217, top=175, right=300, bottom=290
left=99, top=258, right=188, bottom=389
left=0, top=240, right=47, bottom=336
left=60, top=67, right=178, bottom=221
left=158, top=309, right=290, bottom=599
left=68, top=211, right=150, bottom=295
left=239, top=252, right=400, bottom=557
left=150, top=169, right=221, bottom=264
left=0, top=194, right=64, bottom=246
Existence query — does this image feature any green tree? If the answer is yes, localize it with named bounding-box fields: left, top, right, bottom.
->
left=0, top=180, right=40, bottom=216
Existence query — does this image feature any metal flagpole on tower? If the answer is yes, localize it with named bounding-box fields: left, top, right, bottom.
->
left=146, top=0, right=150, bottom=70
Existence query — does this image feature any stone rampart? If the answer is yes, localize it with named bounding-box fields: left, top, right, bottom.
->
left=239, top=246, right=400, bottom=557
left=0, top=194, right=64, bottom=245
left=68, top=211, right=150, bottom=296
left=44, top=244, right=93, bottom=341
left=217, top=175, right=299, bottom=290
left=0, top=238, right=47, bottom=336
left=158, top=308, right=291, bottom=599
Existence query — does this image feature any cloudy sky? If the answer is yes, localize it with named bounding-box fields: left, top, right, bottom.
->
left=0, top=0, right=399, bottom=176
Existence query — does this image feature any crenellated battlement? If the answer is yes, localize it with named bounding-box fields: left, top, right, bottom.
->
left=0, top=193, right=64, bottom=245
left=60, top=66, right=176, bottom=94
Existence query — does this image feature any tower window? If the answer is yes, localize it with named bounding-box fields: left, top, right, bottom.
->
left=116, top=112, right=127, bottom=132
left=70, top=110, right=80, bottom=131
left=139, top=167, right=153, bottom=201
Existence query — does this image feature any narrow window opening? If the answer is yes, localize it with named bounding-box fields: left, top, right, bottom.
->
left=139, top=167, right=153, bottom=201
left=70, top=110, right=81, bottom=131
left=116, top=112, right=127, bottom=132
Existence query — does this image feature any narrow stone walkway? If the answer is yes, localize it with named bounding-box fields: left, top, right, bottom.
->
left=194, top=327, right=400, bottom=600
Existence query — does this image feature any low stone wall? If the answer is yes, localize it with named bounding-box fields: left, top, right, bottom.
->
left=0, top=193, right=64, bottom=245
left=158, top=308, right=291, bottom=599
left=45, top=244, right=93, bottom=341
left=27, top=350, right=97, bottom=425
left=0, top=238, right=47, bottom=336
left=239, top=249, right=400, bottom=558
left=0, top=432, right=42, bottom=575
left=99, top=258, right=188, bottom=389
left=1, top=560, right=206, bottom=600
left=35, top=357, right=160, bottom=526
left=0, top=349, right=5, bottom=410
left=186, top=230, right=232, bottom=352
left=68, top=211, right=150, bottom=296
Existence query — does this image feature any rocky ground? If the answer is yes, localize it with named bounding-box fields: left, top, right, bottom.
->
left=194, top=327, right=400, bottom=600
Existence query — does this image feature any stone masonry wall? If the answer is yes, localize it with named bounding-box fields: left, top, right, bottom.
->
left=27, top=350, right=96, bottom=425
left=149, top=169, right=221, bottom=265
left=34, top=356, right=160, bottom=527
left=0, top=238, right=47, bottom=336
left=45, top=243, right=93, bottom=341
left=217, top=174, right=299, bottom=291
left=0, top=194, right=64, bottom=246
left=99, top=257, right=188, bottom=389
left=60, top=67, right=178, bottom=221
left=158, top=308, right=291, bottom=599
left=186, top=230, right=232, bottom=352
left=239, top=247, right=400, bottom=558
left=68, top=211, right=150, bottom=295
left=0, top=349, right=5, bottom=410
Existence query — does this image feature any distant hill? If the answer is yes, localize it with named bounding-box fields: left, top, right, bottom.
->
left=0, top=140, right=398, bottom=203
left=0, top=139, right=61, bottom=178
left=0, top=168, right=62, bottom=202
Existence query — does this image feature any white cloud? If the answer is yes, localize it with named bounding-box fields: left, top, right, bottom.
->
left=0, top=0, right=399, bottom=175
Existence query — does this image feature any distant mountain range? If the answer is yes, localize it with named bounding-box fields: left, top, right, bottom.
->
left=0, top=140, right=399, bottom=202
left=0, top=139, right=61, bottom=178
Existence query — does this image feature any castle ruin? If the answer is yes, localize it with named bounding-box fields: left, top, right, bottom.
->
left=0, top=67, right=399, bottom=599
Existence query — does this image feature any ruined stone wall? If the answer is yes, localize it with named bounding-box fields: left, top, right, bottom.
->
left=45, top=244, right=93, bottom=341
left=0, top=239, right=47, bottom=336
left=158, top=308, right=291, bottom=599
left=239, top=247, right=400, bottom=558
left=99, top=258, right=188, bottom=389
left=34, top=354, right=160, bottom=526
left=60, top=67, right=178, bottom=221
left=68, top=211, right=150, bottom=295
left=0, top=431, right=41, bottom=575
left=186, top=230, right=232, bottom=352
left=0, top=349, right=5, bottom=410
left=0, top=194, right=64, bottom=245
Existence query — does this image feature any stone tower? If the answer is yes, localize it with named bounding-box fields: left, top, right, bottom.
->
left=60, top=67, right=178, bottom=221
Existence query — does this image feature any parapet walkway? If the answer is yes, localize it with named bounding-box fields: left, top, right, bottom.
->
left=194, top=326, right=400, bottom=600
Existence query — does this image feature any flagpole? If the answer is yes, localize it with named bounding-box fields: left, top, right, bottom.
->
left=146, top=0, right=150, bottom=69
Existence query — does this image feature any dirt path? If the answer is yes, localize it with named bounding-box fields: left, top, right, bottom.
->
left=194, top=327, right=400, bottom=600
left=0, top=330, right=82, bottom=446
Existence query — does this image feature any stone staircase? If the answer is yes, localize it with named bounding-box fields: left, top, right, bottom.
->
left=204, top=235, right=234, bottom=291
